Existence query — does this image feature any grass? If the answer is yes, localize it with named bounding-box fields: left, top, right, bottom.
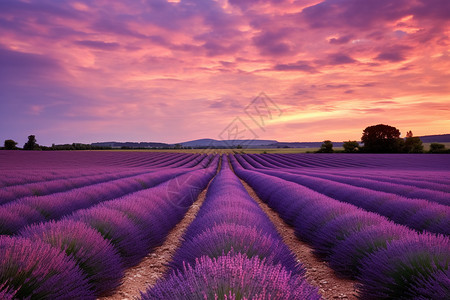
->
left=422, top=142, right=450, bottom=151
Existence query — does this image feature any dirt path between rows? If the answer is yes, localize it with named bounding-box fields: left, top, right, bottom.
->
left=239, top=179, right=359, bottom=300
left=99, top=186, right=210, bottom=300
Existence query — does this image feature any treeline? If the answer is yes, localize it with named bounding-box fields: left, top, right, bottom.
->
left=1, top=135, right=112, bottom=151
left=316, top=124, right=450, bottom=154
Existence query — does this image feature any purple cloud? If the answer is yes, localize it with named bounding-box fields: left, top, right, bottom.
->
left=75, top=40, right=120, bottom=51
left=253, top=30, right=296, bottom=56
left=374, top=45, right=412, bottom=62
left=274, top=61, right=318, bottom=73
left=301, top=0, right=411, bottom=29
left=329, top=35, right=354, bottom=45
left=326, top=53, right=358, bottom=65
left=0, top=47, right=63, bottom=82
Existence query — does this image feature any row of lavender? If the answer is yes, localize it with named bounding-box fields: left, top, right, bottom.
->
left=246, top=152, right=450, bottom=171
left=250, top=153, right=450, bottom=190
left=0, top=153, right=215, bottom=235
left=231, top=154, right=449, bottom=299
left=141, top=156, right=320, bottom=299
left=236, top=154, right=450, bottom=235
left=0, top=151, right=212, bottom=187
left=0, top=154, right=218, bottom=298
left=0, top=151, right=212, bottom=171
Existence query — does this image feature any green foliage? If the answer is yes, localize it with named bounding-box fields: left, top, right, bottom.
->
left=361, top=124, right=402, bottom=153
left=343, top=141, right=359, bottom=153
left=4, top=140, right=18, bottom=150
left=403, top=137, right=423, bottom=153
left=429, top=143, right=447, bottom=153
left=317, top=140, right=333, bottom=153
left=50, top=143, right=110, bottom=150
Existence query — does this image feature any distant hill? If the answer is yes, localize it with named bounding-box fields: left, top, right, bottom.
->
left=180, top=139, right=277, bottom=148
left=268, top=142, right=344, bottom=148
left=91, top=142, right=170, bottom=149
left=90, top=134, right=449, bottom=149
left=417, top=134, right=450, bottom=143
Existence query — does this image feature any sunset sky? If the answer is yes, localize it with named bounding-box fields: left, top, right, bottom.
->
left=1, top=0, right=449, bottom=146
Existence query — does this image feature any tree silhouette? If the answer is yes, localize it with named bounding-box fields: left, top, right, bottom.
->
left=403, top=131, right=423, bottom=153
left=361, top=124, right=402, bottom=153
left=343, top=141, right=359, bottom=152
left=318, top=140, right=333, bottom=153
left=4, top=140, right=18, bottom=150
left=23, top=135, right=39, bottom=150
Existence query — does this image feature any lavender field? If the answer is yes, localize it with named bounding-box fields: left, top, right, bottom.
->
left=0, top=151, right=449, bottom=299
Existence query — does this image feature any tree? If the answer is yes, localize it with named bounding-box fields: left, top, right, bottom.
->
left=429, top=143, right=446, bottom=153
left=343, top=141, right=359, bottom=152
left=23, top=135, right=40, bottom=150
left=174, top=143, right=182, bottom=149
left=318, top=140, right=333, bottom=153
left=403, top=131, right=423, bottom=153
left=406, top=130, right=413, bottom=138
left=361, top=124, right=402, bottom=153
left=4, top=139, right=18, bottom=150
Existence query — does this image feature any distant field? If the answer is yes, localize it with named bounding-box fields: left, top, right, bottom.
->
left=423, top=142, right=450, bottom=151
left=108, top=143, right=449, bottom=154
left=108, top=147, right=345, bottom=154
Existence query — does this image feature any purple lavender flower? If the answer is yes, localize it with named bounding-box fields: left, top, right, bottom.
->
left=70, top=206, right=147, bottom=267
left=142, top=253, right=320, bottom=300
left=357, top=233, right=450, bottom=299
left=20, top=219, right=124, bottom=296
left=328, top=224, right=414, bottom=278
left=0, top=236, right=94, bottom=299
left=170, top=223, right=303, bottom=274
left=0, top=283, right=16, bottom=300
left=312, top=211, right=387, bottom=258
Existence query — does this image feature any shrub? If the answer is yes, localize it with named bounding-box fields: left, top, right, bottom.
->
left=170, top=223, right=302, bottom=274
left=0, top=236, right=93, bottom=299
left=429, top=143, right=446, bottom=153
left=357, top=234, right=450, bottom=299
left=328, top=224, right=413, bottom=278
left=312, top=212, right=386, bottom=258
left=142, top=253, right=320, bottom=300
left=20, top=220, right=123, bottom=296
left=343, top=140, right=359, bottom=152
left=70, top=207, right=147, bottom=267
left=3, top=140, right=17, bottom=150
left=317, top=140, right=333, bottom=153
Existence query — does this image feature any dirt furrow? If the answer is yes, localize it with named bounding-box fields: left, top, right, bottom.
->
left=239, top=178, right=359, bottom=300
left=99, top=187, right=209, bottom=300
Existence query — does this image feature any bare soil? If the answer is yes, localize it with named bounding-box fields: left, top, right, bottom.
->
left=99, top=187, right=209, bottom=300
left=239, top=179, right=359, bottom=300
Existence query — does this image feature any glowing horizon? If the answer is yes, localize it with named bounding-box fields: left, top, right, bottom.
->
left=0, top=0, right=449, bottom=146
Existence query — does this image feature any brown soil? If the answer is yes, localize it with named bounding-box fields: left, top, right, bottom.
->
left=99, top=187, right=209, bottom=300
left=239, top=179, right=359, bottom=300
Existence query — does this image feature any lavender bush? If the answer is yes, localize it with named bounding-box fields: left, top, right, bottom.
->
left=142, top=253, right=320, bottom=300
left=0, top=236, right=94, bottom=299
left=20, top=220, right=123, bottom=296
left=358, top=234, right=450, bottom=299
